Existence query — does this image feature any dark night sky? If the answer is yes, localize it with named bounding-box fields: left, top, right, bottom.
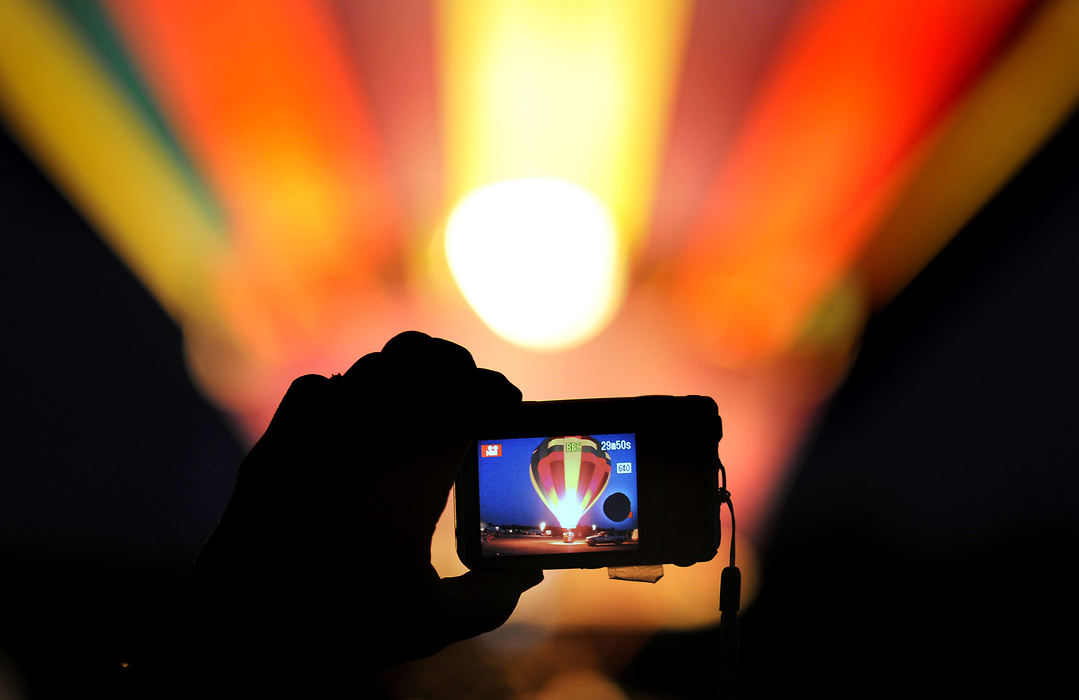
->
left=628, top=109, right=1079, bottom=698
left=1, top=124, right=244, bottom=696
left=2, top=100, right=1078, bottom=697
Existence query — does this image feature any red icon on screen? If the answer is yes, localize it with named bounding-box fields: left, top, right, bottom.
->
left=481, top=444, right=502, bottom=457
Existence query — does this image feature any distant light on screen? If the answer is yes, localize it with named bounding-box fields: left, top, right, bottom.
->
left=445, top=178, right=624, bottom=350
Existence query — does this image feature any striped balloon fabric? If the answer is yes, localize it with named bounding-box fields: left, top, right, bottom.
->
left=529, top=436, right=612, bottom=529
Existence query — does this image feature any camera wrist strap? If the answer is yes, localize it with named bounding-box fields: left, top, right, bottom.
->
left=717, top=458, right=741, bottom=700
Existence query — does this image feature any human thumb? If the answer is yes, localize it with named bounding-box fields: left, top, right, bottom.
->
left=434, top=570, right=544, bottom=644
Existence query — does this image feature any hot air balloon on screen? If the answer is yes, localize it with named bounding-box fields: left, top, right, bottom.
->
left=529, top=436, right=612, bottom=530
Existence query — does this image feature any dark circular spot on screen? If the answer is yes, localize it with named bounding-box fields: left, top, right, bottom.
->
left=603, top=492, right=631, bottom=522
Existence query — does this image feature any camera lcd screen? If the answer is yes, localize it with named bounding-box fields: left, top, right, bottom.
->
left=476, top=433, right=639, bottom=558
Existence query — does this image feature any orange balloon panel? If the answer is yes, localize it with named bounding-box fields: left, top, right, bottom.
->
left=103, top=0, right=406, bottom=424
left=335, top=0, right=445, bottom=241
left=671, top=0, right=1033, bottom=367
left=856, top=0, right=1079, bottom=307
left=105, top=0, right=398, bottom=354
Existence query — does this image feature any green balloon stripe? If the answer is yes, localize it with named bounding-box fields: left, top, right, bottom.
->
left=48, top=0, right=226, bottom=234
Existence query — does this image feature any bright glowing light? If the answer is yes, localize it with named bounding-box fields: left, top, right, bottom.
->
left=445, top=178, right=624, bottom=350
left=438, top=0, right=692, bottom=252
left=548, top=496, right=586, bottom=531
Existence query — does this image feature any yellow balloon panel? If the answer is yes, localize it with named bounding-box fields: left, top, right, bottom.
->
left=0, top=0, right=227, bottom=327
left=438, top=0, right=692, bottom=252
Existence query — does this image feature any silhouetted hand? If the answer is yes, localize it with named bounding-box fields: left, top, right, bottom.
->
left=182, top=332, right=543, bottom=691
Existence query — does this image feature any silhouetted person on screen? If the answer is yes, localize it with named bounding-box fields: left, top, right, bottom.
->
left=181, top=332, right=543, bottom=694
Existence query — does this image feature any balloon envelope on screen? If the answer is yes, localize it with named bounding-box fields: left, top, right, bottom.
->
left=529, top=436, right=612, bottom=529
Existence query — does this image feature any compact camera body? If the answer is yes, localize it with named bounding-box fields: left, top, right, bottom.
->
left=455, top=395, right=723, bottom=571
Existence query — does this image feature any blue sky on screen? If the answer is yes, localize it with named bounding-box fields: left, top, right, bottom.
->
left=477, top=432, right=638, bottom=530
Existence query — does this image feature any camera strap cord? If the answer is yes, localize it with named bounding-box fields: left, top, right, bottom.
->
left=717, top=457, right=741, bottom=700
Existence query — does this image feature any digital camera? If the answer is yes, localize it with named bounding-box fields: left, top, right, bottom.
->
left=454, top=395, right=723, bottom=571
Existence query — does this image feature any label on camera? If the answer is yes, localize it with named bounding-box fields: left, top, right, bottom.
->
left=616, top=462, right=632, bottom=474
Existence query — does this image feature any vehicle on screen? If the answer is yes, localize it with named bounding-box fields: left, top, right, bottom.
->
left=586, top=532, right=626, bottom=546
